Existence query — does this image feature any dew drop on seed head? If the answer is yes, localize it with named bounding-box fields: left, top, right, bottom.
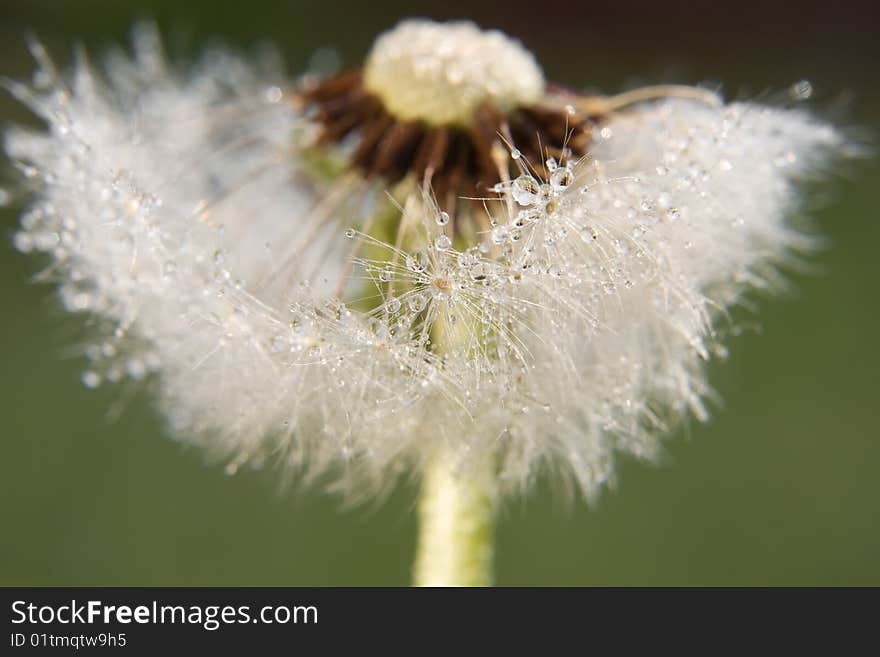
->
left=436, top=211, right=450, bottom=226
left=344, top=228, right=356, bottom=238
left=13, top=232, right=33, bottom=253
left=408, top=293, right=427, bottom=312
left=385, top=297, right=401, bottom=314
left=407, top=251, right=428, bottom=273
left=81, top=371, right=101, bottom=388
left=550, top=167, right=573, bottom=192
left=470, top=262, right=490, bottom=282
left=458, top=251, right=478, bottom=268
left=434, top=234, right=452, bottom=250
left=379, top=268, right=393, bottom=282
left=491, top=225, right=508, bottom=244
left=263, top=86, right=283, bottom=103
left=512, top=175, right=540, bottom=206
left=789, top=79, right=813, bottom=101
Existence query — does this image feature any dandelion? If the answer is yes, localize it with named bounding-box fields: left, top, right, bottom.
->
left=5, top=19, right=850, bottom=585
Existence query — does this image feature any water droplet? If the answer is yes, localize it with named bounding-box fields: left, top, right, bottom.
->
left=470, top=263, right=490, bottom=282
left=385, top=297, right=401, bottom=314
left=510, top=148, right=522, bottom=160
left=512, top=175, right=540, bottom=206
left=127, top=359, right=147, bottom=379
left=581, top=225, right=599, bottom=242
left=13, top=232, right=33, bottom=253
left=458, top=251, right=478, bottom=268
left=434, top=234, right=452, bottom=250
left=264, top=86, right=283, bottom=103
left=344, top=228, right=356, bottom=238
left=789, top=79, right=813, bottom=101
left=527, top=208, right=545, bottom=224
left=407, top=251, right=428, bottom=273
left=549, top=166, right=573, bottom=192
left=436, top=211, right=450, bottom=226
left=81, top=371, right=101, bottom=388
left=407, top=293, right=427, bottom=312
left=600, top=126, right=613, bottom=140
left=379, top=268, right=393, bottom=282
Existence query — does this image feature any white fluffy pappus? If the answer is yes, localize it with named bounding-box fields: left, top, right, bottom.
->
left=5, top=23, right=848, bottom=500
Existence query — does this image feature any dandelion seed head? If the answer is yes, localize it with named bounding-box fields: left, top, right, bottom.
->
left=363, top=19, right=545, bottom=126
left=5, top=22, right=850, bottom=501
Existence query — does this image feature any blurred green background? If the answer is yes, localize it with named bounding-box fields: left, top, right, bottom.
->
left=1, top=0, right=877, bottom=585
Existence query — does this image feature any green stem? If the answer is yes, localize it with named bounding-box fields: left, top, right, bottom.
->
left=413, top=453, right=496, bottom=587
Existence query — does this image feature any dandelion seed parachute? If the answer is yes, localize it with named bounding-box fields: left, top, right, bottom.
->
left=6, top=21, right=845, bottom=500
